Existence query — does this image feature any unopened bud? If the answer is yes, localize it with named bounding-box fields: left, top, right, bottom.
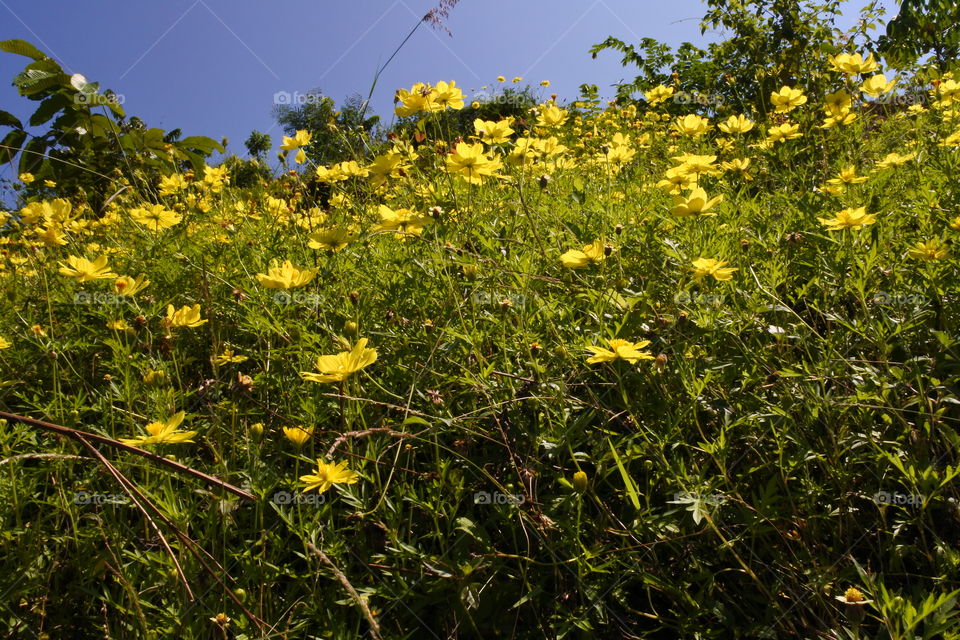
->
left=573, top=471, right=588, bottom=493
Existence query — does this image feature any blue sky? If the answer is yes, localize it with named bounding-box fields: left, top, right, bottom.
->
left=1, top=0, right=895, bottom=167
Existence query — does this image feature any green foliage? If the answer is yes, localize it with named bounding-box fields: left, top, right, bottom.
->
left=0, top=39, right=223, bottom=212
left=591, top=0, right=889, bottom=115
left=878, top=0, right=960, bottom=69
left=272, top=90, right=381, bottom=165
left=2, top=25, right=960, bottom=640
left=243, top=129, right=272, bottom=159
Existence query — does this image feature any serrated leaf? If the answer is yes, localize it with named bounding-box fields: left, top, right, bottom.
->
left=0, top=39, right=48, bottom=60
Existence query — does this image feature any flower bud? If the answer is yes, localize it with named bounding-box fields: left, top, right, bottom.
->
left=573, top=471, right=588, bottom=493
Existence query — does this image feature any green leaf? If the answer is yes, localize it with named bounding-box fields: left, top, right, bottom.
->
left=0, top=129, right=27, bottom=165
left=29, top=95, right=69, bottom=127
left=608, top=438, right=641, bottom=510
left=0, top=110, right=23, bottom=130
left=179, top=135, right=225, bottom=154
left=13, top=68, right=64, bottom=95
left=0, top=39, right=48, bottom=61
left=18, top=137, right=47, bottom=175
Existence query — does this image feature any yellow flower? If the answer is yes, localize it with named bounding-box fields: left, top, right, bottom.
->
left=540, top=80, right=551, bottom=87
left=35, top=226, right=68, bottom=246
left=671, top=188, right=723, bottom=217
left=770, top=86, right=808, bottom=112
left=308, top=226, right=357, bottom=251
left=474, top=118, right=515, bottom=144
left=58, top=255, right=118, bottom=282
left=165, top=304, right=208, bottom=328
left=644, top=85, right=674, bottom=106
left=585, top=338, right=654, bottom=364
left=375, top=205, right=430, bottom=236
left=818, top=207, right=877, bottom=230
left=826, top=166, right=868, bottom=188
left=202, top=165, right=229, bottom=192
left=496, top=75, right=506, bottom=82
left=835, top=587, right=872, bottom=605
left=670, top=153, right=720, bottom=177
left=949, top=216, right=960, bottom=231
left=907, top=238, right=948, bottom=261
left=19, top=172, right=35, bottom=184
left=394, top=82, right=436, bottom=117
left=938, top=79, right=960, bottom=105
left=280, top=129, right=312, bottom=151
left=366, top=152, right=406, bottom=186
left=334, top=160, right=369, bottom=179
left=829, top=52, right=877, bottom=75
left=765, top=122, right=803, bottom=144
left=536, top=105, right=568, bottom=128
left=823, top=90, right=853, bottom=117
left=119, top=412, right=197, bottom=446
left=721, top=157, right=752, bottom=179
left=299, top=459, right=360, bottom=493
left=255, top=260, right=318, bottom=289
left=143, top=369, right=166, bottom=386
left=158, top=173, right=187, bottom=196
left=942, top=130, right=960, bottom=147
left=130, top=204, right=182, bottom=231
left=861, top=74, right=896, bottom=98
left=0, top=337, right=11, bottom=349
left=113, top=275, right=150, bottom=297
left=213, top=348, right=248, bottom=365
left=106, top=319, right=132, bottom=332
left=433, top=80, right=465, bottom=109
left=283, top=425, right=314, bottom=446
left=560, top=239, right=612, bottom=268
left=821, top=111, right=858, bottom=129
left=673, top=114, right=710, bottom=136
left=717, top=114, right=754, bottom=134
left=300, top=338, right=378, bottom=384
left=445, top=142, right=502, bottom=184
left=657, top=166, right=697, bottom=194
left=691, top=258, right=738, bottom=281
left=875, top=152, right=915, bottom=170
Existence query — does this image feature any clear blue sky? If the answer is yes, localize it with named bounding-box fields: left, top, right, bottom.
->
left=1, top=0, right=895, bottom=167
